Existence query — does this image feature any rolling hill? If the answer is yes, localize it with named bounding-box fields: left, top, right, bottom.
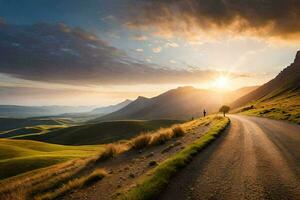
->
left=232, top=50, right=300, bottom=123
left=17, top=119, right=181, bottom=145
left=0, top=117, right=71, bottom=132
left=93, top=86, right=258, bottom=121
left=0, top=138, right=103, bottom=180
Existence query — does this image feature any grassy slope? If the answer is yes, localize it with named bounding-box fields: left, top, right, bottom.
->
left=0, top=117, right=72, bottom=132
left=0, top=139, right=103, bottom=180
left=0, top=124, right=69, bottom=139
left=236, top=91, right=300, bottom=124
left=0, top=117, right=73, bottom=140
left=19, top=120, right=181, bottom=145
left=118, top=116, right=230, bottom=200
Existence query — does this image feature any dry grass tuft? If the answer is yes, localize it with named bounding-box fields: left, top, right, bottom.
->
left=213, top=116, right=224, bottom=120
left=150, top=130, right=172, bottom=146
left=0, top=158, right=90, bottom=200
left=130, top=134, right=152, bottom=149
left=96, top=143, right=128, bottom=162
left=35, top=168, right=107, bottom=200
left=172, top=126, right=185, bottom=137
left=96, top=144, right=124, bottom=161
left=1, top=187, right=25, bottom=200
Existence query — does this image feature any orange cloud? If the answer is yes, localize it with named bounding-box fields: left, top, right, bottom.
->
left=126, top=0, right=300, bottom=42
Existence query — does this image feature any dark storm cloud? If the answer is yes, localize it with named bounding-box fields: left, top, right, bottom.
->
left=0, top=22, right=242, bottom=85
left=126, top=0, right=300, bottom=40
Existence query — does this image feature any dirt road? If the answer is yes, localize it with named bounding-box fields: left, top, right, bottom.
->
left=159, top=115, right=300, bottom=200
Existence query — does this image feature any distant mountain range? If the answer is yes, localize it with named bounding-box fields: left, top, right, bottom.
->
left=232, top=51, right=300, bottom=108
left=0, top=105, right=97, bottom=118
left=0, top=100, right=132, bottom=119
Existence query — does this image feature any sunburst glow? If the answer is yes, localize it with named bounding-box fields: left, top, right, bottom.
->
left=214, top=76, right=231, bottom=89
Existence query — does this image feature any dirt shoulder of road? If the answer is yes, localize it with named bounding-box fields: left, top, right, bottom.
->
left=63, top=117, right=221, bottom=200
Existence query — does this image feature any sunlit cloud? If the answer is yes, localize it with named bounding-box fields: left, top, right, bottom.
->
left=0, top=23, right=252, bottom=86
left=152, top=47, right=162, bottom=53
left=131, top=35, right=148, bottom=41
left=125, top=0, right=300, bottom=42
left=165, top=42, right=179, bottom=48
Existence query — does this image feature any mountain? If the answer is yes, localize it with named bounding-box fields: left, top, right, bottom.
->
left=93, top=87, right=226, bottom=121
left=0, top=105, right=96, bottom=118
left=229, top=86, right=259, bottom=101
left=232, top=51, right=300, bottom=108
left=231, top=51, right=300, bottom=123
left=91, top=99, right=132, bottom=114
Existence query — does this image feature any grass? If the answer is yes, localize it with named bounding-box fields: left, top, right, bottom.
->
left=236, top=91, right=300, bottom=124
left=130, top=134, right=152, bottom=149
left=117, top=116, right=230, bottom=200
left=34, top=168, right=107, bottom=200
left=0, top=147, right=109, bottom=199
left=0, top=116, right=217, bottom=199
left=0, top=117, right=71, bottom=133
left=172, top=126, right=185, bottom=137
left=0, top=124, right=69, bottom=139
left=0, top=139, right=104, bottom=180
left=18, top=119, right=182, bottom=145
left=130, top=125, right=186, bottom=149
left=96, top=143, right=127, bottom=161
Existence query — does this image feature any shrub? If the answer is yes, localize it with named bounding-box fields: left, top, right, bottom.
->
left=130, top=134, right=151, bottom=149
left=172, top=126, right=185, bottom=137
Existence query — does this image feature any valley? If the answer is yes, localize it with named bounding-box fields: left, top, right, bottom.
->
left=0, top=51, right=299, bottom=200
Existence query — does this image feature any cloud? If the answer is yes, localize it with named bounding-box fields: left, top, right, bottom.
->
left=101, top=15, right=116, bottom=22
left=135, top=48, right=144, bottom=52
left=152, top=47, right=162, bottom=53
left=131, top=35, right=148, bottom=41
left=145, top=58, right=151, bottom=62
left=107, top=31, right=120, bottom=39
left=126, top=0, right=300, bottom=41
left=165, top=42, right=179, bottom=48
left=0, top=22, right=247, bottom=85
left=169, top=60, right=177, bottom=64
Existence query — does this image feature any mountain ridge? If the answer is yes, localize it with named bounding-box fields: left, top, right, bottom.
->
left=231, top=51, right=300, bottom=108
left=93, top=86, right=257, bottom=121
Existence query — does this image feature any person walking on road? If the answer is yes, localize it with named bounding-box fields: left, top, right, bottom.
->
left=203, top=109, right=206, bottom=117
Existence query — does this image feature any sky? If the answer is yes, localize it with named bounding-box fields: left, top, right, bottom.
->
left=0, top=0, right=299, bottom=106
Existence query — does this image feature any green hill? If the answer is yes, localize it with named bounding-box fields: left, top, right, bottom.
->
left=0, top=138, right=103, bottom=180
left=0, top=117, right=72, bottom=132
left=18, top=120, right=181, bottom=145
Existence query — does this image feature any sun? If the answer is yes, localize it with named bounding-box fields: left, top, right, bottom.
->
left=214, top=76, right=230, bottom=89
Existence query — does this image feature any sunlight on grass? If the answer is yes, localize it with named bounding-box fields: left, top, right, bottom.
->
left=117, top=117, right=230, bottom=200
left=237, top=92, right=300, bottom=124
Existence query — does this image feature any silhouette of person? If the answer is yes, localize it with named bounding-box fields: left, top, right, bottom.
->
left=203, top=109, right=206, bottom=117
